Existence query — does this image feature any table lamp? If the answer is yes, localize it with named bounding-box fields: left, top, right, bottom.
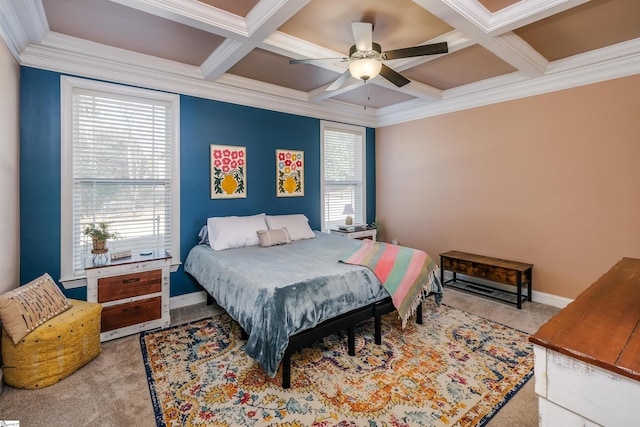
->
left=343, top=204, right=354, bottom=225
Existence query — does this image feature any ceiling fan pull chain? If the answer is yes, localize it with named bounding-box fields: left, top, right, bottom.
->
left=365, top=81, right=370, bottom=109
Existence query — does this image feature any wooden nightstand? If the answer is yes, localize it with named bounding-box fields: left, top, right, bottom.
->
left=331, top=227, right=377, bottom=241
left=85, top=250, right=171, bottom=341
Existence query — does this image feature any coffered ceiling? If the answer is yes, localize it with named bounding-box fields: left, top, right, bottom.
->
left=1, top=0, right=639, bottom=127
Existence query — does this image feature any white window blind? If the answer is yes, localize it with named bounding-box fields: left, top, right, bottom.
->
left=321, top=121, right=366, bottom=231
left=61, top=77, right=179, bottom=281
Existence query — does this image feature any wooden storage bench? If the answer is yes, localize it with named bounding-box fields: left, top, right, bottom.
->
left=440, top=250, right=533, bottom=309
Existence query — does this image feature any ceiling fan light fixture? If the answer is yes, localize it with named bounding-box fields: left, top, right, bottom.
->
left=349, top=58, right=382, bottom=81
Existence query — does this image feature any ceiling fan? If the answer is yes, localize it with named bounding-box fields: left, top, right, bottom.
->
left=289, top=22, right=448, bottom=91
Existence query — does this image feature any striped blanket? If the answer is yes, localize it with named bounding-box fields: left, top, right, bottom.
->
left=340, top=239, right=443, bottom=327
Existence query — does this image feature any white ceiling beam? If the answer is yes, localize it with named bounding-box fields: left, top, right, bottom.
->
left=245, top=0, right=311, bottom=38
left=483, top=32, right=548, bottom=76
left=423, top=0, right=592, bottom=35
left=110, top=0, right=248, bottom=38
left=375, top=79, right=443, bottom=101
left=261, top=31, right=348, bottom=74
left=200, top=38, right=251, bottom=81
left=412, top=0, right=554, bottom=76
left=307, top=78, right=362, bottom=103
left=199, top=0, right=311, bottom=81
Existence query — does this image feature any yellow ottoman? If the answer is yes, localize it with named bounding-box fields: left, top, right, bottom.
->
left=1, top=299, right=102, bottom=389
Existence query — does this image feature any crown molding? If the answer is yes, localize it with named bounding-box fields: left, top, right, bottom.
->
left=10, top=2, right=640, bottom=131
left=0, top=0, right=48, bottom=60
left=0, top=0, right=27, bottom=59
left=375, top=40, right=640, bottom=127
left=19, top=35, right=377, bottom=128
left=20, top=0, right=48, bottom=42
left=17, top=30, right=640, bottom=130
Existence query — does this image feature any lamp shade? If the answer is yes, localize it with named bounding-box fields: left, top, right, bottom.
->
left=343, top=204, right=355, bottom=215
left=348, top=59, right=382, bottom=81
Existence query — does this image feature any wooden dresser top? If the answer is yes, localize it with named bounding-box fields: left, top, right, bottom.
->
left=530, top=257, right=640, bottom=381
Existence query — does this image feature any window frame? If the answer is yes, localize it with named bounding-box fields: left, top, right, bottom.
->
left=320, top=120, right=367, bottom=232
left=60, top=76, right=180, bottom=287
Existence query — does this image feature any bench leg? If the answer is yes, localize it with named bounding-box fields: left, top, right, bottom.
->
left=517, top=271, right=522, bottom=309
left=416, top=302, right=423, bottom=324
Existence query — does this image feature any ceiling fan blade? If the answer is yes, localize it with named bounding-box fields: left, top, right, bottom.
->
left=382, top=42, right=448, bottom=60
left=379, top=64, right=410, bottom=87
left=351, top=22, right=372, bottom=52
left=289, top=57, right=348, bottom=64
left=326, top=70, right=352, bottom=91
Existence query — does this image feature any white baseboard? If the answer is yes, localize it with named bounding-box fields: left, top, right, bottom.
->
left=531, top=289, right=572, bottom=309
left=169, top=291, right=208, bottom=310
left=443, top=272, right=573, bottom=309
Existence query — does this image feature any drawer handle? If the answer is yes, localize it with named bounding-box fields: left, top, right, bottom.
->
left=123, top=306, right=140, bottom=313
left=122, top=278, right=140, bottom=284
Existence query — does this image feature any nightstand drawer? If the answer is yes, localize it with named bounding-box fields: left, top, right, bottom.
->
left=101, top=296, right=162, bottom=332
left=98, top=270, right=162, bottom=303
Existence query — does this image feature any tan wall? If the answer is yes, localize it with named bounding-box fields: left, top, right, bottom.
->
left=376, top=75, right=640, bottom=300
left=0, top=37, right=20, bottom=294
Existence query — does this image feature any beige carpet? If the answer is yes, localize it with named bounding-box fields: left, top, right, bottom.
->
left=0, top=289, right=559, bottom=426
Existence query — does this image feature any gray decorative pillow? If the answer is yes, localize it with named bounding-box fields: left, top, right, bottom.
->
left=257, top=228, right=291, bottom=247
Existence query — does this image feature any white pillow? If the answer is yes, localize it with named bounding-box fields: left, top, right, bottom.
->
left=265, top=214, right=316, bottom=241
left=207, top=214, right=267, bottom=250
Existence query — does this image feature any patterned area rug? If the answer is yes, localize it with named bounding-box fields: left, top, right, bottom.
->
left=140, top=304, right=534, bottom=427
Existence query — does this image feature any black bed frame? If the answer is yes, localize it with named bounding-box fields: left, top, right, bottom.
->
left=209, top=294, right=425, bottom=388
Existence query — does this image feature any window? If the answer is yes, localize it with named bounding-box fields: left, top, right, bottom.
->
left=320, top=121, right=366, bottom=231
left=60, top=77, right=180, bottom=284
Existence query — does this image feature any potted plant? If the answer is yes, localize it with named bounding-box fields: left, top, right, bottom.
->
left=83, top=222, right=119, bottom=254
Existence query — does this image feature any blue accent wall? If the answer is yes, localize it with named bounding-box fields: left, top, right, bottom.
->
left=19, top=66, right=376, bottom=298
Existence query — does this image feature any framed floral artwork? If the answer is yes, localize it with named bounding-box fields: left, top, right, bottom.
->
left=276, top=149, right=304, bottom=197
left=210, top=145, right=246, bottom=199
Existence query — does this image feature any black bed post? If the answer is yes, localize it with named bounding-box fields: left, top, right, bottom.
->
left=347, top=325, right=356, bottom=356
left=282, top=352, right=291, bottom=389
left=374, top=315, right=383, bottom=345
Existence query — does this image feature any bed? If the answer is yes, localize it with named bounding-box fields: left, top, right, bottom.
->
left=184, top=214, right=442, bottom=387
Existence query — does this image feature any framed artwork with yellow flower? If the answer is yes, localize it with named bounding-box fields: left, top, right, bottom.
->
left=276, top=149, right=304, bottom=197
left=210, top=145, right=246, bottom=199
